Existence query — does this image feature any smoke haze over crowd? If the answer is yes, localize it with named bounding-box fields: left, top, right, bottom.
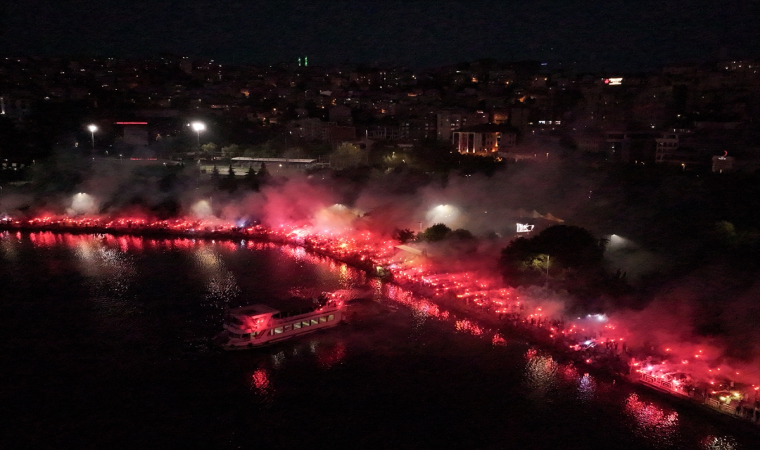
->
left=2, top=153, right=760, bottom=386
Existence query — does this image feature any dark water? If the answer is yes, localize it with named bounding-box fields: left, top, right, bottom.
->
left=1, top=231, right=757, bottom=449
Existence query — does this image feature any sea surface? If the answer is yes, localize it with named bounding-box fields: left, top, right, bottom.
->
left=1, top=231, right=757, bottom=449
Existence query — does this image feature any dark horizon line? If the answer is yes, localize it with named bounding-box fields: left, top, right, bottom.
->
left=3, top=51, right=757, bottom=75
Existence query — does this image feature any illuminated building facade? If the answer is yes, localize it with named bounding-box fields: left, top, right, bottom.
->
left=436, top=110, right=489, bottom=141
left=452, top=124, right=517, bottom=154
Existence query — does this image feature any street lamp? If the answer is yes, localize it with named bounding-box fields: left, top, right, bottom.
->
left=191, top=121, right=206, bottom=147
left=87, top=124, right=98, bottom=150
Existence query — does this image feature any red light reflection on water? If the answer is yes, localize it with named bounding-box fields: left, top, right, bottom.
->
left=217, top=240, right=237, bottom=253
left=160, top=237, right=195, bottom=251
left=8, top=215, right=760, bottom=398
left=250, top=369, right=270, bottom=392
left=316, top=342, right=347, bottom=368
left=29, top=231, right=58, bottom=247
left=246, top=241, right=275, bottom=251
left=120, top=236, right=143, bottom=251
left=561, top=364, right=579, bottom=381
left=383, top=284, right=449, bottom=320
left=624, top=393, right=678, bottom=437
left=280, top=244, right=317, bottom=264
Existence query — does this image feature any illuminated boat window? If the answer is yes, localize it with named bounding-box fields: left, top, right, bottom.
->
left=293, top=322, right=302, bottom=329
left=273, top=327, right=284, bottom=334
left=310, top=319, right=318, bottom=325
left=328, top=315, right=334, bottom=321
left=319, top=316, right=327, bottom=323
left=284, top=325, right=292, bottom=331
left=302, top=321, right=310, bottom=327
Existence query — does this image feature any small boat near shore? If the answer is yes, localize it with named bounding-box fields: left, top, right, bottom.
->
left=215, top=291, right=353, bottom=350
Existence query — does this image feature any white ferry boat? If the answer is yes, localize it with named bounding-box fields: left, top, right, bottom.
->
left=216, top=292, right=348, bottom=350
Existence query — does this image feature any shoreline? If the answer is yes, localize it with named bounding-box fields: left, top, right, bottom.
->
left=2, top=222, right=759, bottom=433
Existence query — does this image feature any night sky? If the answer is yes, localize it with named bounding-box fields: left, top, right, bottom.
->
left=1, top=1, right=759, bottom=70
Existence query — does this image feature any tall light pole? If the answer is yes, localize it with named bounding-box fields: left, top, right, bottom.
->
left=191, top=121, right=206, bottom=148
left=87, top=124, right=98, bottom=150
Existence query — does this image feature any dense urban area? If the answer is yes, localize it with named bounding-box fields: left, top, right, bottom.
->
left=3, top=55, right=760, bottom=444
left=1, top=55, right=759, bottom=175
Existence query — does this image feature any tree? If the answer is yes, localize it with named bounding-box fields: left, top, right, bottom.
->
left=499, top=237, right=544, bottom=287
left=526, top=254, right=550, bottom=272
left=201, top=142, right=217, bottom=156
left=221, top=144, right=242, bottom=158
left=392, top=228, right=416, bottom=243
left=451, top=228, right=475, bottom=240
left=330, top=143, right=365, bottom=170
left=220, top=165, right=238, bottom=192
left=532, top=225, right=605, bottom=269
left=499, top=225, right=606, bottom=288
left=244, top=166, right=259, bottom=191
left=714, top=220, right=738, bottom=246
left=257, top=162, right=271, bottom=185
left=303, top=142, right=332, bottom=158
left=524, top=254, right=551, bottom=285
left=712, top=220, right=760, bottom=249
left=244, top=138, right=286, bottom=158
left=421, top=223, right=452, bottom=242
left=380, top=149, right=413, bottom=168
